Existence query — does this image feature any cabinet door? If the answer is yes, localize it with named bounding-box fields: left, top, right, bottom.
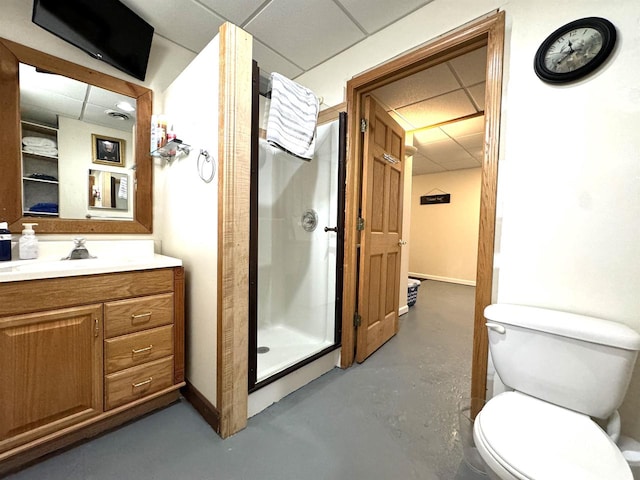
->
left=0, top=304, right=103, bottom=452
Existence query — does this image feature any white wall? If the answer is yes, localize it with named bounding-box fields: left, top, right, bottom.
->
left=298, top=0, right=640, bottom=443
left=409, top=168, right=481, bottom=285
left=159, top=36, right=221, bottom=405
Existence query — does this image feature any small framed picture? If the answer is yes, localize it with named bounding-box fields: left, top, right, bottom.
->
left=92, top=134, right=125, bottom=167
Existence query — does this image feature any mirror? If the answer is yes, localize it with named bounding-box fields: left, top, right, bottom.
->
left=88, top=169, right=130, bottom=213
left=0, top=37, right=152, bottom=234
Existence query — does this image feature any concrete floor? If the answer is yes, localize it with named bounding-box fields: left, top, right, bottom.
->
left=7, top=280, right=487, bottom=480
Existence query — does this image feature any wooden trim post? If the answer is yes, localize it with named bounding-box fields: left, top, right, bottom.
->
left=216, top=23, right=253, bottom=438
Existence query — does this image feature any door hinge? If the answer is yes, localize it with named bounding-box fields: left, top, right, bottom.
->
left=360, top=118, right=368, bottom=133
left=356, top=217, right=365, bottom=231
left=353, top=313, right=362, bottom=327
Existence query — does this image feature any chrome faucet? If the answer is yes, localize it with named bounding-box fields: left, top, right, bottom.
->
left=62, top=237, right=96, bottom=260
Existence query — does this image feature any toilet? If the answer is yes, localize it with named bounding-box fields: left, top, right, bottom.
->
left=473, top=304, right=640, bottom=480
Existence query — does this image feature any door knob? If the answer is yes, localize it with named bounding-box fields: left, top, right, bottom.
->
left=398, top=239, right=407, bottom=246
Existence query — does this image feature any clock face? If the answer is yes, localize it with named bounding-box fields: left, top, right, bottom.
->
left=534, top=17, right=616, bottom=83
left=543, top=27, right=603, bottom=73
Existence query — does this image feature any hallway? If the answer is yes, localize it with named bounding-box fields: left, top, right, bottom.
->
left=7, top=281, right=483, bottom=480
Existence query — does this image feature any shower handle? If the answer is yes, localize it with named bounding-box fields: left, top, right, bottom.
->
left=324, top=226, right=338, bottom=233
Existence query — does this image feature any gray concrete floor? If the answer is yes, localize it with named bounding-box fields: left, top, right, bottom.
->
left=7, top=280, right=487, bottom=480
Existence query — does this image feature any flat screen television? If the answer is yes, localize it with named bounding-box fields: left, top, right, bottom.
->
left=32, top=0, right=154, bottom=81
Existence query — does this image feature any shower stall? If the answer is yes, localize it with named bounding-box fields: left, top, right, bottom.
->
left=248, top=90, right=345, bottom=389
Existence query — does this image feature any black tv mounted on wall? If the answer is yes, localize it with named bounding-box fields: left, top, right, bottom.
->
left=32, top=0, right=154, bottom=81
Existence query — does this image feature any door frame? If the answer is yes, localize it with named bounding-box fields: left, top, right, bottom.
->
left=342, top=11, right=505, bottom=401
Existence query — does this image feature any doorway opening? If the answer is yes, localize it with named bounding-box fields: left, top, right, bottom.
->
left=342, top=12, right=505, bottom=401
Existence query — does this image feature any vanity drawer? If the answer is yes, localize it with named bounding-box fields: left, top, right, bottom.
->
left=105, top=325, right=174, bottom=374
left=104, top=356, right=174, bottom=410
left=104, top=293, right=173, bottom=338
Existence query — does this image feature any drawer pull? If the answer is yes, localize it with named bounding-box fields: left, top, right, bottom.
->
left=132, top=377, right=153, bottom=389
left=132, top=345, right=153, bottom=354
left=131, top=311, right=152, bottom=322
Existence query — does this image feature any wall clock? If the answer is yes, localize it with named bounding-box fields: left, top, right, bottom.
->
left=534, top=17, right=616, bottom=83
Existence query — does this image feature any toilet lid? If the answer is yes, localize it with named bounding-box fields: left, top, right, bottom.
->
left=475, top=392, right=632, bottom=480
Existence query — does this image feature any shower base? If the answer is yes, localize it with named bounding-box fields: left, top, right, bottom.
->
left=257, top=324, right=333, bottom=383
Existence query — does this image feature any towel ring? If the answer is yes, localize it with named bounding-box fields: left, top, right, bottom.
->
left=197, top=149, right=216, bottom=183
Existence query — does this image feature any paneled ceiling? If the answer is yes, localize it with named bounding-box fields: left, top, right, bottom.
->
left=119, top=0, right=487, bottom=175
left=19, top=0, right=488, bottom=174
left=371, top=47, right=487, bottom=175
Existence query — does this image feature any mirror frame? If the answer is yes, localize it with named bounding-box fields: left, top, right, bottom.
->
left=0, top=37, right=152, bottom=234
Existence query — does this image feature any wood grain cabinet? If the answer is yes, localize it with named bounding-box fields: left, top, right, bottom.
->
left=0, top=267, right=184, bottom=475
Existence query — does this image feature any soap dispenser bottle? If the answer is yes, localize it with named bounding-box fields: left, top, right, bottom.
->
left=0, top=222, right=11, bottom=262
left=19, top=223, right=39, bottom=260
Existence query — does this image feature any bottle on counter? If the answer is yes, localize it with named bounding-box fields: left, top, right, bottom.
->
left=0, top=222, right=11, bottom=262
left=18, top=223, right=39, bottom=260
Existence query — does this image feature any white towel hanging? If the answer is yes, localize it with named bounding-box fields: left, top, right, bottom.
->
left=266, top=72, right=319, bottom=160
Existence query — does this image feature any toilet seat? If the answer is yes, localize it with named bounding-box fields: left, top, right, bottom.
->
left=474, top=391, right=632, bottom=480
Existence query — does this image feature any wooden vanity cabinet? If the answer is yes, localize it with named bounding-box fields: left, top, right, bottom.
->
left=0, top=305, right=103, bottom=452
left=0, top=267, right=184, bottom=475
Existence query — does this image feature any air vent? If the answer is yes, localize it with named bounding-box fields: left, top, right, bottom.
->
left=104, top=109, right=130, bottom=121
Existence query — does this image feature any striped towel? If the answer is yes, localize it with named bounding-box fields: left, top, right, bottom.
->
left=118, top=176, right=128, bottom=200
left=266, top=72, right=319, bottom=160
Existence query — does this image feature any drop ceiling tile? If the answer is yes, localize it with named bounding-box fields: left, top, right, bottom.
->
left=412, top=153, right=445, bottom=175
left=440, top=116, right=485, bottom=137
left=21, top=90, right=84, bottom=119
left=467, top=83, right=486, bottom=110
left=455, top=132, right=484, bottom=150
left=83, top=104, right=136, bottom=132
left=87, top=86, right=138, bottom=111
left=441, top=158, right=481, bottom=170
left=389, top=111, right=417, bottom=131
left=420, top=139, right=471, bottom=163
left=245, top=0, right=364, bottom=70
left=412, top=127, right=449, bottom=144
left=370, top=63, right=460, bottom=110
left=20, top=64, right=87, bottom=100
left=122, top=0, right=224, bottom=52
left=448, top=46, right=487, bottom=86
left=254, top=40, right=304, bottom=79
left=337, top=0, right=434, bottom=33
left=197, top=0, right=266, bottom=25
left=396, top=90, right=476, bottom=129
left=467, top=146, right=484, bottom=161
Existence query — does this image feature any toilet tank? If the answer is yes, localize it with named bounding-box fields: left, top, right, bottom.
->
left=485, top=304, right=640, bottom=419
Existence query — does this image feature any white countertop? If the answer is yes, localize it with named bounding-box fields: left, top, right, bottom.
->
left=0, top=240, right=182, bottom=283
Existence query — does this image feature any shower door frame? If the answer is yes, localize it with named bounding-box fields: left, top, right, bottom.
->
left=247, top=63, right=346, bottom=391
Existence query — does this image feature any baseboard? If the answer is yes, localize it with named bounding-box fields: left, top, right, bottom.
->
left=408, top=273, right=476, bottom=287
left=181, top=381, right=221, bottom=434
left=399, top=305, right=409, bottom=316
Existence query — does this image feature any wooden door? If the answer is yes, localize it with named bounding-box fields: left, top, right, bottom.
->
left=0, top=304, right=103, bottom=452
left=356, top=96, right=405, bottom=363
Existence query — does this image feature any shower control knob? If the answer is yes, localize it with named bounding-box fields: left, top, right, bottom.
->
left=324, top=226, right=338, bottom=233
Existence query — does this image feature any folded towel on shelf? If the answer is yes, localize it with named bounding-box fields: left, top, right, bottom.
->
left=23, top=145, right=59, bottom=156
left=22, top=136, right=57, bottom=148
left=266, top=72, right=319, bottom=160
left=29, top=202, right=58, bottom=213
left=118, top=176, right=128, bottom=200
left=29, top=173, right=58, bottom=181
